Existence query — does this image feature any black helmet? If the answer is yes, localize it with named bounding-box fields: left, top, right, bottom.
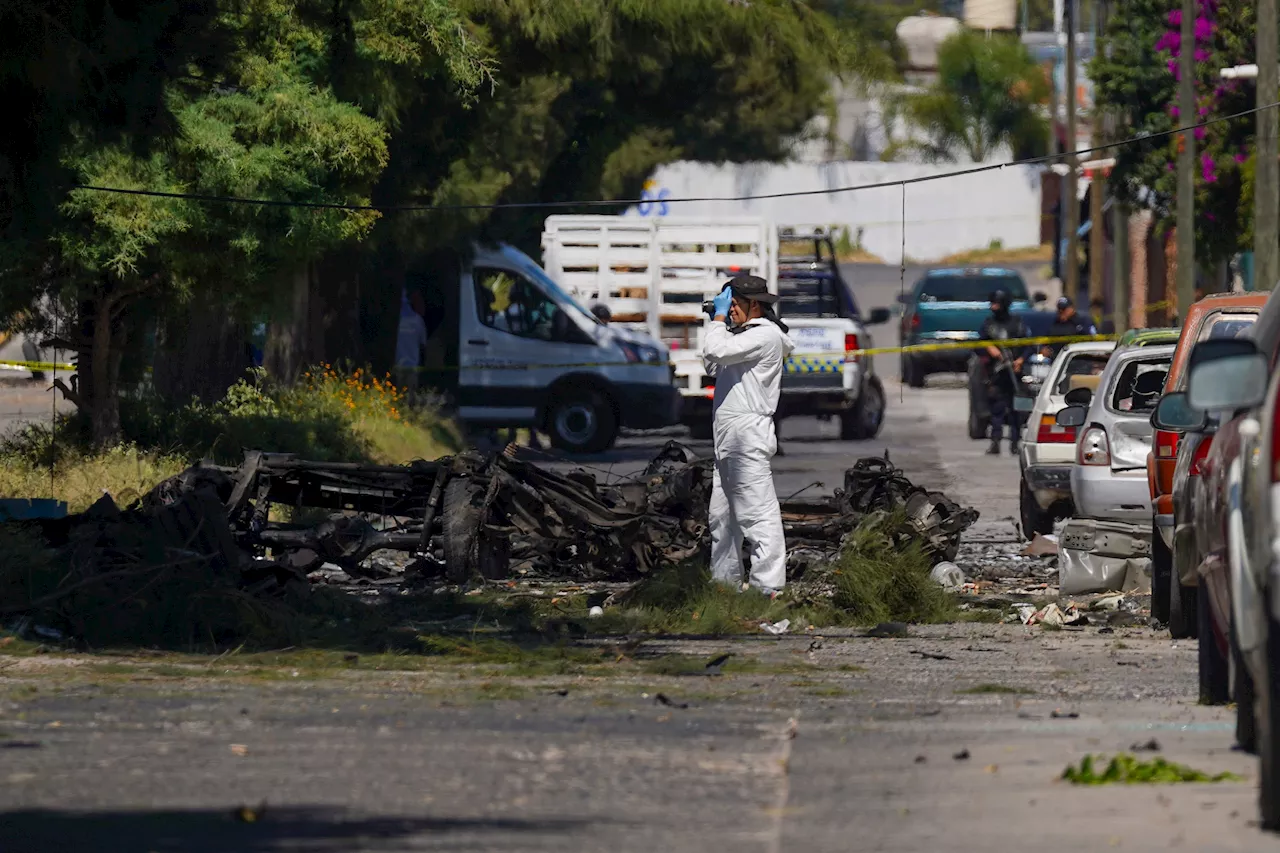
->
left=990, top=289, right=1013, bottom=311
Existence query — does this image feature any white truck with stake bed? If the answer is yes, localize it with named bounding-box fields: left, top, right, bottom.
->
left=540, top=216, right=891, bottom=439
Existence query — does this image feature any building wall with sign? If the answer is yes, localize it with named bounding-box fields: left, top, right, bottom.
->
left=629, top=160, right=1042, bottom=265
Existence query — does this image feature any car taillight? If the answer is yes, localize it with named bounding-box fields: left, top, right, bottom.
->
left=1190, top=435, right=1214, bottom=477
left=1078, top=426, right=1111, bottom=466
left=910, top=314, right=921, bottom=330
left=845, top=332, right=858, bottom=353
left=1037, top=415, right=1076, bottom=444
left=1155, top=429, right=1179, bottom=460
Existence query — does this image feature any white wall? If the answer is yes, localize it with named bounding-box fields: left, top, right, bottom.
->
left=627, top=161, right=1043, bottom=265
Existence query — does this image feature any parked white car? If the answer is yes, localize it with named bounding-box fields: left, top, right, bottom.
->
left=1017, top=341, right=1116, bottom=536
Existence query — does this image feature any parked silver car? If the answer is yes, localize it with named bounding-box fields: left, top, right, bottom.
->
left=1057, top=344, right=1174, bottom=524
left=1017, top=341, right=1116, bottom=536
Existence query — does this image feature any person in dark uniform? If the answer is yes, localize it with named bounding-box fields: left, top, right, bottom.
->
left=1044, top=296, right=1097, bottom=358
left=979, top=289, right=1030, bottom=455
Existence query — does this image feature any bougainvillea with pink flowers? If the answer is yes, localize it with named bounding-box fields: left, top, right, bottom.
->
left=1091, top=0, right=1256, bottom=264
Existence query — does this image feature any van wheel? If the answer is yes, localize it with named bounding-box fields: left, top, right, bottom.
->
left=1199, top=585, right=1230, bottom=704
left=1169, top=575, right=1198, bottom=640
left=547, top=391, right=617, bottom=454
left=842, top=380, right=885, bottom=440
left=442, top=478, right=510, bottom=583
left=1151, top=528, right=1172, bottom=625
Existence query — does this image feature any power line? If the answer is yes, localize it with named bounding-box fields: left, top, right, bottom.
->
left=72, top=100, right=1280, bottom=214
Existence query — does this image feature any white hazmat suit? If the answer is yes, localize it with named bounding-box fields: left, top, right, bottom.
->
left=703, top=317, right=795, bottom=592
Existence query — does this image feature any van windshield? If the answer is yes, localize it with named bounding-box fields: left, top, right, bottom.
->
left=500, top=245, right=602, bottom=326
left=917, top=275, right=1029, bottom=303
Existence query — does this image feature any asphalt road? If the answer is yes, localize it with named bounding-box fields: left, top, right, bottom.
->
left=8, top=264, right=1271, bottom=851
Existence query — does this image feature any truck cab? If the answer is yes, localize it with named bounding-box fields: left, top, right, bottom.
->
left=422, top=243, right=679, bottom=455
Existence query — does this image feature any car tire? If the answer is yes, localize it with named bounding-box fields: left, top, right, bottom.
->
left=1235, top=618, right=1258, bottom=754
left=902, top=355, right=925, bottom=388
left=1151, top=528, right=1172, bottom=625
left=1260, top=611, right=1280, bottom=829
left=1198, top=583, right=1230, bottom=704
left=842, top=380, right=885, bottom=440
left=546, top=390, right=618, bottom=454
left=442, top=478, right=510, bottom=583
left=1018, top=479, right=1053, bottom=539
left=1169, top=574, right=1198, bottom=640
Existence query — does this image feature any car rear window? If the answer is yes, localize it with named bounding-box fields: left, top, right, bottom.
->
left=1109, top=358, right=1171, bottom=414
left=1055, top=352, right=1110, bottom=395
left=1199, top=311, right=1257, bottom=342
left=917, top=275, right=1028, bottom=303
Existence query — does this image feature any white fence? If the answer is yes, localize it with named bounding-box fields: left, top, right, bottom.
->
left=627, top=161, right=1043, bottom=265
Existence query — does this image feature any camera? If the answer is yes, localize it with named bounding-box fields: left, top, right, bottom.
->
left=702, top=300, right=717, bottom=318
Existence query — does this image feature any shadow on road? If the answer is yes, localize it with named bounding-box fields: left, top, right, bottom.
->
left=2, top=807, right=597, bottom=852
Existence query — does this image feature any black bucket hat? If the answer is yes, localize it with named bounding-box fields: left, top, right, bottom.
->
left=727, top=274, right=779, bottom=304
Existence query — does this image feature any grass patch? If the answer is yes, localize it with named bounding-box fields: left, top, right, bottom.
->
left=416, top=635, right=602, bottom=676
left=956, top=683, right=1034, bottom=695
left=956, top=609, right=1005, bottom=624
left=1062, top=754, right=1243, bottom=785
left=937, top=242, right=1052, bottom=265
left=0, top=445, right=187, bottom=514
left=806, top=686, right=853, bottom=697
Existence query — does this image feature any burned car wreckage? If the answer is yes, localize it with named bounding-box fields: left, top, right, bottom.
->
left=11, top=444, right=978, bottom=598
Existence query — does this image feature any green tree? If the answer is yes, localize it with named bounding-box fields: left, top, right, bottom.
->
left=893, top=29, right=1050, bottom=162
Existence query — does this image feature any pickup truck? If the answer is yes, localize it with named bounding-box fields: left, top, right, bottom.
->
left=541, top=217, right=891, bottom=441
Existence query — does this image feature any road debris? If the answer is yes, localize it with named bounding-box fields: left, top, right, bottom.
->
left=1062, top=754, right=1242, bottom=785
left=760, top=618, right=791, bottom=635
left=910, top=650, right=954, bottom=661
left=655, top=693, right=689, bottom=709
left=929, top=561, right=966, bottom=590
left=866, top=622, right=911, bottom=638
left=953, top=749, right=971, bottom=761
left=1021, top=533, right=1059, bottom=557
left=1130, top=738, right=1162, bottom=752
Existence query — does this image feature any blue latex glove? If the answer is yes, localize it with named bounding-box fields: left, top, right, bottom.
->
left=712, top=287, right=734, bottom=319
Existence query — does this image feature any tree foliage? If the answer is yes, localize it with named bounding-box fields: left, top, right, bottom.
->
left=892, top=29, right=1050, bottom=162
left=1091, top=0, right=1255, bottom=265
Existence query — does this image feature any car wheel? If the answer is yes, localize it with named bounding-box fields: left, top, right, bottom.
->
left=1260, top=610, right=1280, bottom=829
left=1151, top=527, right=1172, bottom=625
left=902, top=355, right=925, bottom=388
left=1235, top=617, right=1258, bottom=754
left=1018, top=479, right=1053, bottom=539
left=546, top=391, right=618, bottom=454
left=841, top=380, right=885, bottom=440
left=1198, top=584, right=1230, bottom=704
left=1169, top=575, right=1198, bottom=640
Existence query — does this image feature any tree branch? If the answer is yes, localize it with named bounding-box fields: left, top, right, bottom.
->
left=52, top=377, right=85, bottom=411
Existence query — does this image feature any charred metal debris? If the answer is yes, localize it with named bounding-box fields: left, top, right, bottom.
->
left=8, top=445, right=979, bottom=594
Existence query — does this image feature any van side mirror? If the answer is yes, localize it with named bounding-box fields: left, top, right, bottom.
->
left=1056, top=405, right=1087, bottom=427
left=1187, top=352, right=1268, bottom=411
left=1151, top=391, right=1207, bottom=432
left=867, top=307, right=891, bottom=325
left=1064, top=387, right=1092, bottom=406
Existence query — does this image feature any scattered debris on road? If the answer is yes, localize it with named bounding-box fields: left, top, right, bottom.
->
left=1062, top=754, right=1242, bottom=785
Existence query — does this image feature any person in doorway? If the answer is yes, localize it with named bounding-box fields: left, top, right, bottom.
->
left=1088, top=297, right=1116, bottom=335
left=703, top=275, right=795, bottom=596
left=979, top=289, right=1030, bottom=455
left=394, top=288, right=428, bottom=395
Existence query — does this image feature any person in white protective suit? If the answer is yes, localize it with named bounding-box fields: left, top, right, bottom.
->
left=703, top=275, right=795, bottom=595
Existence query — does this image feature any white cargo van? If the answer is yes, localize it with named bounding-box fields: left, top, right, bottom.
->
left=540, top=217, right=890, bottom=439
left=420, top=243, right=679, bottom=454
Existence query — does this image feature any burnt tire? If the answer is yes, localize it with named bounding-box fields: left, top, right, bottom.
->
left=841, top=380, right=885, bottom=440
left=546, top=390, right=617, bottom=455
left=1151, top=526, right=1172, bottom=625
left=1018, top=479, right=1053, bottom=539
left=1199, top=584, right=1230, bottom=705
left=442, top=478, right=510, bottom=583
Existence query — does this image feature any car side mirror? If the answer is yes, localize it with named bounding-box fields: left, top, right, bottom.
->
left=1188, top=336, right=1259, bottom=371
left=867, top=307, right=891, bottom=326
left=896, top=292, right=912, bottom=305
left=1187, top=352, right=1269, bottom=411
left=1064, top=387, right=1092, bottom=406
left=1151, top=391, right=1207, bottom=432
left=1033, top=291, right=1048, bottom=304
left=1056, top=405, right=1087, bottom=427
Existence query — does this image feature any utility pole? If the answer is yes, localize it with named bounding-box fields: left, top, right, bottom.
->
left=1175, top=0, right=1196, bottom=318
left=1258, top=0, right=1279, bottom=291
left=1064, top=0, right=1080, bottom=301
left=1088, top=0, right=1109, bottom=305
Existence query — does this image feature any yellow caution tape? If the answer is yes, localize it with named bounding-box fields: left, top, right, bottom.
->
left=0, top=359, right=76, bottom=372
left=0, top=333, right=1116, bottom=377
